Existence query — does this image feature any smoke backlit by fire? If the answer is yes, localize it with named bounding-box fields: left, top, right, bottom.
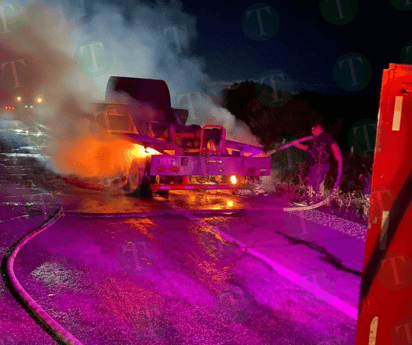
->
left=55, top=130, right=157, bottom=178
left=0, top=0, right=266, bottom=183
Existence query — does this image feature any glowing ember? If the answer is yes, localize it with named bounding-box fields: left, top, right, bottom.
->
left=230, top=176, right=237, bottom=185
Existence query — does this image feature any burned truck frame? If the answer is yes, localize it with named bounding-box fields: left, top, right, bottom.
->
left=87, top=76, right=271, bottom=195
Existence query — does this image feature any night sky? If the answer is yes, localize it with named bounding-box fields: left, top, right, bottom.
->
left=181, top=0, right=411, bottom=98
left=1, top=0, right=411, bottom=107
left=89, top=0, right=410, bottom=98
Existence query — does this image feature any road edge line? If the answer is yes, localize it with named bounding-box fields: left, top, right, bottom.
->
left=212, top=224, right=359, bottom=320
left=166, top=203, right=359, bottom=320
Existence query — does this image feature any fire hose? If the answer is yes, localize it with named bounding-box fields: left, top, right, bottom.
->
left=265, top=135, right=343, bottom=212
left=2, top=135, right=342, bottom=345
left=3, top=209, right=84, bottom=345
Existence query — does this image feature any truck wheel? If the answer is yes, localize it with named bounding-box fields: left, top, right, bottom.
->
left=122, top=160, right=149, bottom=196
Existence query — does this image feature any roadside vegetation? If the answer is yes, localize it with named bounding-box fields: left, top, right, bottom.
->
left=271, top=161, right=371, bottom=225
left=220, top=81, right=377, bottom=225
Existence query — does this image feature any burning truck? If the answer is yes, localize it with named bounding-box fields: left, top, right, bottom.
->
left=81, top=76, right=271, bottom=196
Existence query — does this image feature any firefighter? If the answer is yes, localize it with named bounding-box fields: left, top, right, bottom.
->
left=293, top=123, right=343, bottom=205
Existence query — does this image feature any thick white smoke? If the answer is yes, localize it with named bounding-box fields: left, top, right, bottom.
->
left=0, top=0, right=263, bottom=176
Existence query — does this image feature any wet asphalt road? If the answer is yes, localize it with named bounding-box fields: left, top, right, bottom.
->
left=0, top=120, right=360, bottom=345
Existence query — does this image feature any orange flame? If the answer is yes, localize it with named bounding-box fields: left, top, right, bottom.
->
left=55, top=131, right=158, bottom=178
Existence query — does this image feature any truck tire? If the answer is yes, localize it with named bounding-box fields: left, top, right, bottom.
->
left=122, top=159, right=150, bottom=196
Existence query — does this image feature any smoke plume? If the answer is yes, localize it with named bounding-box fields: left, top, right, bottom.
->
left=0, top=0, right=263, bottom=178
